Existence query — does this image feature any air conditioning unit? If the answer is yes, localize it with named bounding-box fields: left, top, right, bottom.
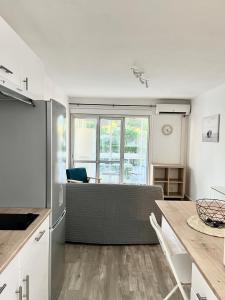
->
left=155, top=104, right=191, bottom=115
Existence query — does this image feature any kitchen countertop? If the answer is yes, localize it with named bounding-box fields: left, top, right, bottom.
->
left=156, top=200, right=225, bottom=300
left=0, top=208, right=51, bottom=274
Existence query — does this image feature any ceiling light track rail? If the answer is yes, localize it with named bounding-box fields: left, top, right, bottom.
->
left=131, top=67, right=150, bottom=88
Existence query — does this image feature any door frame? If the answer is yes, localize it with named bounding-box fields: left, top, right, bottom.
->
left=98, top=116, right=123, bottom=182
left=70, top=113, right=150, bottom=184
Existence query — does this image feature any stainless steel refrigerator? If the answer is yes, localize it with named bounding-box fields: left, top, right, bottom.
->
left=0, top=99, right=67, bottom=300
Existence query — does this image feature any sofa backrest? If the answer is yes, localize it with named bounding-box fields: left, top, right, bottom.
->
left=66, top=183, right=164, bottom=244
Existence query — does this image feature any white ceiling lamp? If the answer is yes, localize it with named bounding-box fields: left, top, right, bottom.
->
left=131, top=67, right=150, bottom=88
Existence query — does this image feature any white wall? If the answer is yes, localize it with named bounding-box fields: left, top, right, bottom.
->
left=70, top=98, right=190, bottom=179
left=151, top=114, right=188, bottom=165
left=187, top=84, right=225, bottom=200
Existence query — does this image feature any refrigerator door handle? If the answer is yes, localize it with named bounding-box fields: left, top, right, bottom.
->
left=51, top=210, right=66, bottom=231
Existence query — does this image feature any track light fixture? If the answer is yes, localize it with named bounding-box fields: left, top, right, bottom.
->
left=131, top=67, right=149, bottom=88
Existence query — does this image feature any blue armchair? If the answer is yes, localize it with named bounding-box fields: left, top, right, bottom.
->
left=66, top=168, right=101, bottom=183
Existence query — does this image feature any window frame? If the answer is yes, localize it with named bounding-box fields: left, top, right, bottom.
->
left=70, top=113, right=150, bottom=184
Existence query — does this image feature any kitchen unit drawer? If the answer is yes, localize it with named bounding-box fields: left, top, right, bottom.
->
left=21, top=215, right=49, bottom=249
left=0, top=214, right=50, bottom=300
left=0, top=256, right=20, bottom=300
left=191, top=290, right=199, bottom=300
left=191, top=289, right=215, bottom=300
left=191, top=263, right=218, bottom=300
left=20, top=216, right=49, bottom=300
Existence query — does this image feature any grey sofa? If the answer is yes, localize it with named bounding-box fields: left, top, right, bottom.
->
left=66, top=183, right=163, bottom=244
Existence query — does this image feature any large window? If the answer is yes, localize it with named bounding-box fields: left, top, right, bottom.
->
left=71, top=115, right=149, bottom=184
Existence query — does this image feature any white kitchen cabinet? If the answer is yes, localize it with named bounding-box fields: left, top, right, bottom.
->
left=20, top=216, right=49, bottom=300
left=0, top=17, right=67, bottom=103
left=20, top=46, right=45, bottom=100
left=0, top=256, right=20, bottom=300
left=0, top=18, right=22, bottom=90
left=191, top=263, right=218, bottom=300
left=0, top=216, right=49, bottom=300
left=0, top=16, right=45, bottom=99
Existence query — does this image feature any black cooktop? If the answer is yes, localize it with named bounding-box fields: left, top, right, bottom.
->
left=0, top=213, right=39, bottom=230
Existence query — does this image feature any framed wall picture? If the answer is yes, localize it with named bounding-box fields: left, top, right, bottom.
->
left=202, top=114, right=220, bottom=143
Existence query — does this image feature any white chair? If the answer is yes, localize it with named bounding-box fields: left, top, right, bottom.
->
left=149, top=213, right=192, bottom=300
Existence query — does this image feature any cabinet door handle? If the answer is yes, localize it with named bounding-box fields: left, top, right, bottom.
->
left=23, top=77, right=29, bottom=91
left=16, top=286, right=23, bottom=300
left=23, top=275, right=29, bottom=300
left=196, top=293, right=207, bottom=300
left=0, top=283, right=7, bottom=294
left=0, top=65, right=13, bottom=74
left=35, top=230, right=46, bottom=242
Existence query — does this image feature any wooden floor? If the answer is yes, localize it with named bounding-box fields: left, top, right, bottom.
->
left=58, top=244, right=187, bottom=300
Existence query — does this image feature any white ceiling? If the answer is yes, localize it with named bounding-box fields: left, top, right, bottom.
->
left=1, top=0, right=225, bottom=99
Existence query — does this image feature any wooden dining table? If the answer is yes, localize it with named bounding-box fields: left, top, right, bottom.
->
left=156, top=200, right=225, bottom=300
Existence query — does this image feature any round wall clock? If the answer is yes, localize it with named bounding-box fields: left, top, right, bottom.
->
left=162, top=124, right=173, bottom=136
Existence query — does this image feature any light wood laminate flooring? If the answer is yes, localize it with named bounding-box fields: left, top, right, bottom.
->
left=58, top=244, right=188, bottom=300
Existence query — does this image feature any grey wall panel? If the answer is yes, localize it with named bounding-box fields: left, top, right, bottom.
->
left=0, top=100, right=47, bottom=207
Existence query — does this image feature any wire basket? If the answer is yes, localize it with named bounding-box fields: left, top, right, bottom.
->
left=196, top=199, right=225, bottom=228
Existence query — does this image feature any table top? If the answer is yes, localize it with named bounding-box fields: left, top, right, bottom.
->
left=156, top=200, right=225, bottom=300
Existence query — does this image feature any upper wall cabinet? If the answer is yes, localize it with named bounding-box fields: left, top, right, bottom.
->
left=0, top=17, right=45, bottom=100
left=19, top=44, right=45, bottom=100
left=0, top=18, right=21, bottom=90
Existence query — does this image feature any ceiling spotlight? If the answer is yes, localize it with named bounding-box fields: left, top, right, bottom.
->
left=139, top=77, right=145, bottom=84
left=131, top=67, right=143, bottom=78
left=145, top=80, right=149, bottom=88
left=131, top=66, right=150, bottom=88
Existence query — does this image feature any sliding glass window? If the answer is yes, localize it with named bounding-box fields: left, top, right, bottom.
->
left=71, top=115, right=149, bottom=184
